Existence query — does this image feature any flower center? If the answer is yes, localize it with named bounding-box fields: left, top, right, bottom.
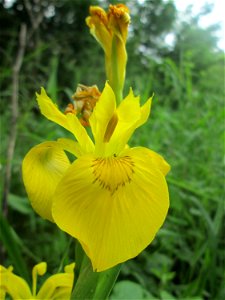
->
left=91, top=155, right=134, bottom=195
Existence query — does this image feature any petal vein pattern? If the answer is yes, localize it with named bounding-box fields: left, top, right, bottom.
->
left=52, top=147, right=169, bottom=271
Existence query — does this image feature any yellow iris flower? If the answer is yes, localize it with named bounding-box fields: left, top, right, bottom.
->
left=22, top=82, right=170, bottom=272
left=0, top=262, right=75, bottom=299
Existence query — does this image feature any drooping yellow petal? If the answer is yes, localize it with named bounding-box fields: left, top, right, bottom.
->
left=0, top=266, right=32, bottom=299
left=52, top=147, right=169, bottom=272
left=37, top=263, right=75, bottom=299
left=89, top=82, right=116, bottom=155
left=36, top=88, right=94, bottom=153
left=22, top=141, right=70, bottom=221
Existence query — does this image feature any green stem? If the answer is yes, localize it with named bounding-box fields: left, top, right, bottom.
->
left=71, top=241, right=121, bottom=299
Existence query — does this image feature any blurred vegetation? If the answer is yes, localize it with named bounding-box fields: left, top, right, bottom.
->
left=0, top=0, right=224, bottom=299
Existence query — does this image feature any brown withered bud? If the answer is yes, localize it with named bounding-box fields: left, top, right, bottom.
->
left=65, top=84, right=101, bottom=126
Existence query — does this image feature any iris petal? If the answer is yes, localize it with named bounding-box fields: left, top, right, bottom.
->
left=89, top=82, right=116, bottom=155
left=106, top=88, right=140, bottom=154
left=52, top=147, right=169, bottom=271
left=0, top=266, right=32, bottom=299
left=36, top=88, right=94, bottom=153
left=136, top=147, right=171, bottom=176
left=105, top=90, right=152, bottom=156
left=137, top=96, right=152, bottom=127
left=22, top=141, right=70, bottom=221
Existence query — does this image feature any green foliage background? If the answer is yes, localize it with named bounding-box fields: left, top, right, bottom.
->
left=0, top=0, right=224, bottom=299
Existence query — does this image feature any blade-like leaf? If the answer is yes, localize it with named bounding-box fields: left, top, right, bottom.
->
left=0, top=212, right=30, bottom=283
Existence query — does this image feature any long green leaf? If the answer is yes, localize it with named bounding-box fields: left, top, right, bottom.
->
left=0, top=212, right=30, bottom=282
left=71, top=254, right=99, bottom=299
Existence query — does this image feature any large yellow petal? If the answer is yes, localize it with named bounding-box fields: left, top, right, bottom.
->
left=22, top=141, right=70, bottom=221
left=138, top=147, right=171, bottom=176
left=0, top=266, right=32, bottom=299
left=89, top=82, right=116, bottom=155
left=52, top=147, right=169, bottom=272
left=36, top=88, right=94, bottom=153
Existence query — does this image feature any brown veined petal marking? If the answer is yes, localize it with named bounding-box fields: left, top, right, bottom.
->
left=52, top=147, right=169, bottom=272
left=91, top=155, right=134, bottom=195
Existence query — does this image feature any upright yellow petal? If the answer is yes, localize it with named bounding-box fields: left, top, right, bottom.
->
left=22, top=141, right=70, bottom=221
left=106, top=88, right=140, bottom=154
left=89, top=82, right=116, bottom=155
left=104, top=89, right=151, bottom=156
left=52, top=147, right=169, bottom=272
left=0, top=266, right=32, bottom=299
left=36, top=88, right=94, bottom=153
left=137, top=96, right=152, bottom=127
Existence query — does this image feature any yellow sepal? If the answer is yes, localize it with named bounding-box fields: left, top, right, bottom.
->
left=22, top=141, right=70, bottom=221
left=52, top=147, right=169, bottom=272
